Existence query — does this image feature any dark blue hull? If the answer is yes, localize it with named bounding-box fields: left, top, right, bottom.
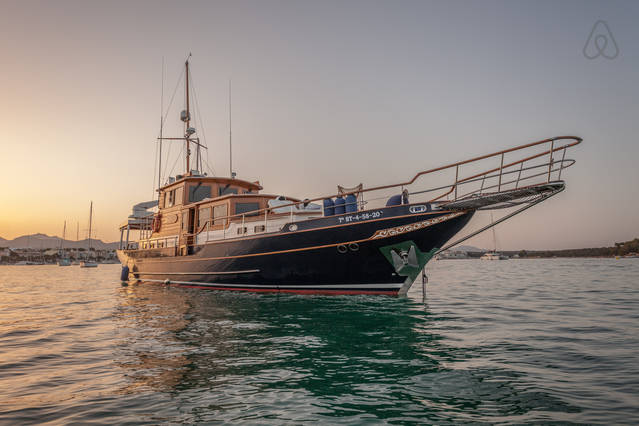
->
left=118, top=204, right=473, bottom=295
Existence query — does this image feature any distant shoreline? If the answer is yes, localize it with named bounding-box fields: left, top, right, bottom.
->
left=448, top=237, right=639, bottom=259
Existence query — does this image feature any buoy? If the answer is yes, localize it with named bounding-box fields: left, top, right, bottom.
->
left=120, top=266, right=129, bottom=283
left=345, top=194, right=358, bottom=213
left=334, top=196, right=345, bottom=215
left=421, top=269, right=428, bottom=301
left=323, top=198, right=335, bottom=216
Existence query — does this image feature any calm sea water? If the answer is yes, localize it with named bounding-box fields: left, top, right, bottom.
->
left=0, top=259, right=637, bottom=424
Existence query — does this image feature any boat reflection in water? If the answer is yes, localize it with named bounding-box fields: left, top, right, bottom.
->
left=112, top=284, right=459, bottom=397
left=110, top=284, right=578, bottom=423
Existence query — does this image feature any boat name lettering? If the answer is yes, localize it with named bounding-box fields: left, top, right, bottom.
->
left=371, top=212, right=465, bottom=239
left=337, top=211, right=382, bottom=224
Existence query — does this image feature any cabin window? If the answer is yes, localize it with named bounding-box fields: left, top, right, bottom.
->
left=235, top=202, right=260, bottom=216
left=219, top=186, right=238, bottom=196
left=254, top=225, right=266, bottom=233
left=189, top=184, right=211, bottom=203
left=213, top=204, right=228, bottom=225
left=181, top=212, right=188, bottom=232
left=166, top=190, right=176, bottom=207
left=198, top=207, right=211, bottom=228
left=237, top=227, right=248, bottom=235
left=175, top=187, right=184, bottom=205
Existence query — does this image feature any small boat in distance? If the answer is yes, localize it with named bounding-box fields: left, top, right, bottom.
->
left=80, top=201, right=98, bottom=268
left=480, top=213, right=509, bottom=260
left=116, top=58, right=581, bottom=296
left=480, top=252, right=509, bottom=260
left=58, top=221, right=71, bottom=266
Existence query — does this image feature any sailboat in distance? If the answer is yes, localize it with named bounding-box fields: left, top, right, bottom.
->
left=58, top=221, right=71, bottom=266
left=480, top=213, right=509, bottom=260
left=80, top=201, right=98, bottom=268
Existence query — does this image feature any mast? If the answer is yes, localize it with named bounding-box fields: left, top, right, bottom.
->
left=491, top=212, right=497, bottom=252
left=184, top=56, right=191, bottom=174
left=88, top=201, right=93, bottom=252
left=60, top=221, right=66, bottom=251
left=229, top=79, right=233, bottom=178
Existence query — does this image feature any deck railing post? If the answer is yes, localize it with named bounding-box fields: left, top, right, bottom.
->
left=515, top=161, right=524, bottom=189
left=206, top=221, right=210, bottom=242
left=264, top=210, right=268, bottom=231
left=498, top=153, right=504, bottom=192
left=558, top=147, right=567, bottom=181
left=242, top=214, right=245, bottom=234
left=548, top=139, right=554, bottom=182
left=454, top=165, right=459, bottom=200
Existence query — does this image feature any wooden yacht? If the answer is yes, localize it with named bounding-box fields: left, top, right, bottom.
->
left=117, top=58, right=581, bottom=295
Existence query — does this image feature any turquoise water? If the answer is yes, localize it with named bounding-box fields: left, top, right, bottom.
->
left=0, top=259, right=637, bottom=424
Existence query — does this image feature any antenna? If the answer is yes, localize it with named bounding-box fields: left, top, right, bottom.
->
left=229, top=79, right=234, bottom=178
left=184, top=55, right=191, bottom=174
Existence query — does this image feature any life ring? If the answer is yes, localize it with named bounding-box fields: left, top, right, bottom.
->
left=152, top=214, right=162, bottom=233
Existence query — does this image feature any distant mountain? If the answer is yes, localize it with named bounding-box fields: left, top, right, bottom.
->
left=0, top=233, right=118, bottom=250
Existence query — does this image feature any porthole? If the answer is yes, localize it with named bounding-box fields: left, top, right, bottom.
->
left=337, top=244, right=347, bottom=254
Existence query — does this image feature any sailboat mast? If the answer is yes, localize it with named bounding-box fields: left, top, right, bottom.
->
left=185, top=58, right=191, bottom=174
left=88, top=201, right=93, bottom=251
left=491, top=212, right=497, bottom=252
left=60, top=221, right=66, bottom=250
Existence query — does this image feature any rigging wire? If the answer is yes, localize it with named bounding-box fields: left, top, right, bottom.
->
left=166, top=146, right=185, bottom=180
left=189, top=70, right=216, bottom=176
left=151, top=136, right=159, bottom=201
left=162, top=139, right=173, bottom=185
left=161, top=66, right=185, bottom=132
left=157, top=64, right=185, bottom=185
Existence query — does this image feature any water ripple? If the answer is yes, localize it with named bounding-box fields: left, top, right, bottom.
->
left=0, top=260, right=638, bottom=424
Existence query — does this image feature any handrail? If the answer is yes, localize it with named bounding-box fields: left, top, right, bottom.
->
left=133, top=135, right=581, bottom=246
left=185, top=136, right=581, bottom=226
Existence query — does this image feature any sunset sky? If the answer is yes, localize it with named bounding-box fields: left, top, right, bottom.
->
left=0, top=0, right=637, bottom=250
